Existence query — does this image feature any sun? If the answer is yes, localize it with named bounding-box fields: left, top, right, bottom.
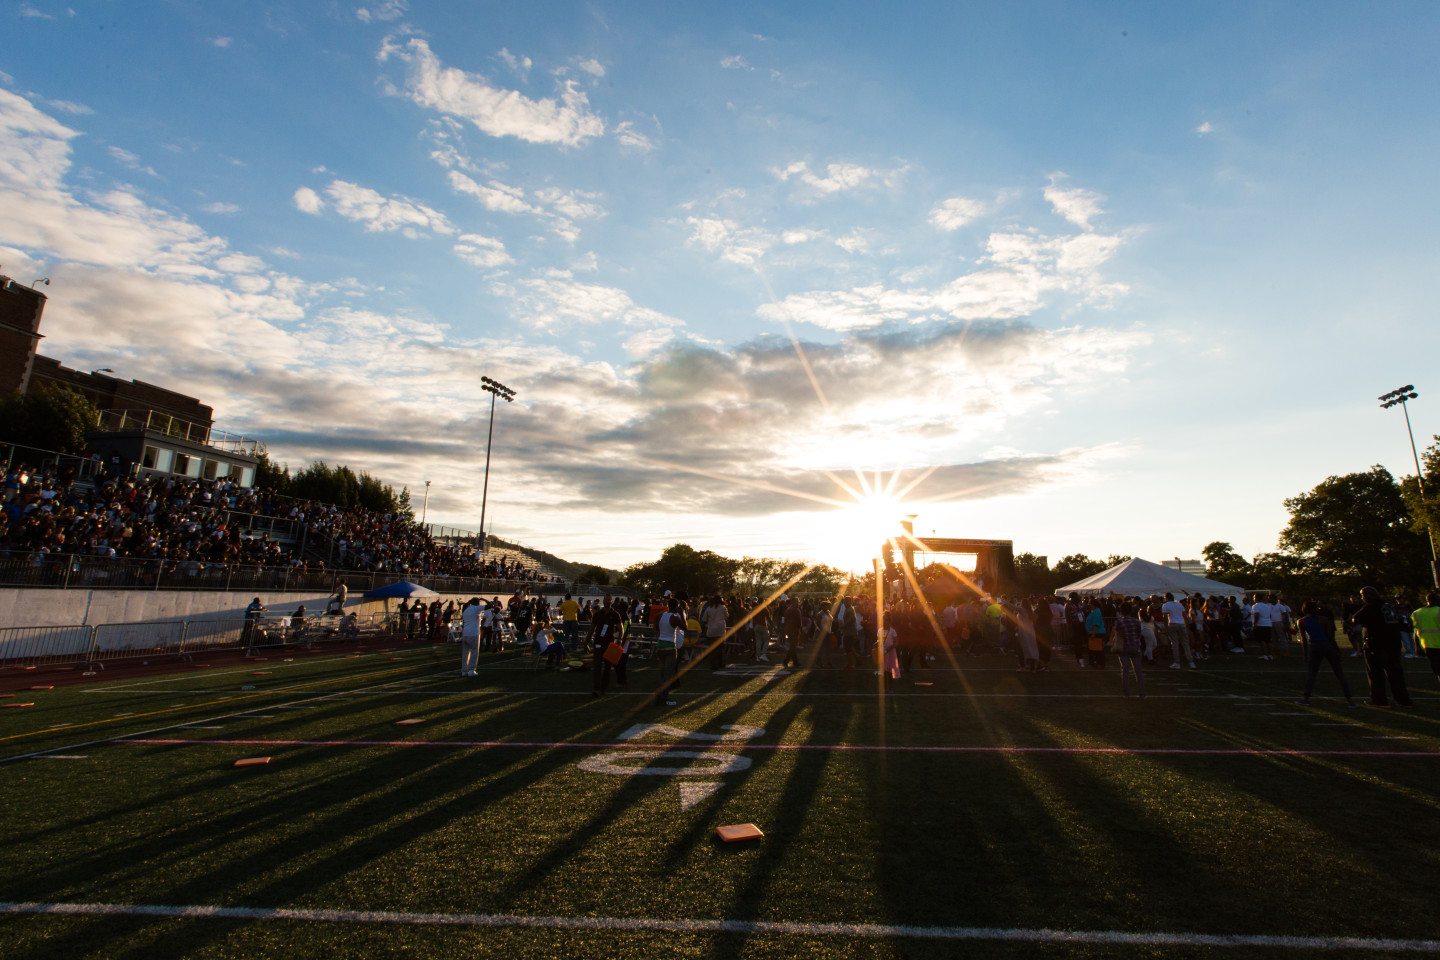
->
left=816, top=491, right=909, bottom=572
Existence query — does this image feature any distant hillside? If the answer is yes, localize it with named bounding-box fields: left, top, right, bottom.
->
left=487, top=535, right=621, bottom=584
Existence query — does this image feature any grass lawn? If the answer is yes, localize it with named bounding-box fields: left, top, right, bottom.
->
left=2, top=643, right=1439, bottom=958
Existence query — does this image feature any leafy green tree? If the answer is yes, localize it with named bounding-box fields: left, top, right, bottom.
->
left=0, top=386, right=101, bottom=454
left=1052, top=553, right=1107, bottom=585
left=252, top=444, right=290, bottom=493
left=1202, top=541, right=1252, bottom=582
left=1104, top=554, right=1132, bottom=568
left=1278, top=465, right=1430, bottom=589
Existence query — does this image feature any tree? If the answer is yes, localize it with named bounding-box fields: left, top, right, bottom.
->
left=1052, top=553, right=1107, bottom=585
left=1011, top=552, right=1054, bottom=594
left=0, top=386, right=101, bottom=454
left=619, top=543, right=739, bottom=596
left=575, top=565, right=613, bottom=586
left=1278, top=465, right=1431, bottom=590
left=1201, top=541, right=1252, bottom=583
left=252, top=444, right=290, bottom=493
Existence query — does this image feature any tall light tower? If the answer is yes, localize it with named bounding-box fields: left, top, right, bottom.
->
left=1380, top=384, right=1438, bottom=587
left=421, top=479, right=432, bottom=528
left=479, top=376, right=516, bottom=552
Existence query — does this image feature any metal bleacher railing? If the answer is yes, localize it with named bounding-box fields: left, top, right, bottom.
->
left=0, top=550, right=635, bottom=599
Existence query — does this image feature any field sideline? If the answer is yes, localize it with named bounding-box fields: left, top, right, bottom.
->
left=2, top=643, right=1439, bottom=959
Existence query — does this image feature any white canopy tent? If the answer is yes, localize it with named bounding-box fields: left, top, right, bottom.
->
left=1056, top=557, right=1246, bottom=599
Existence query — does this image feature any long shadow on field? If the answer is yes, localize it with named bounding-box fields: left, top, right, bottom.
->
left=694, top=669, right=855, bottom=960
left=26, top=707, right=586, bottom=959
left=854, top=689, right=1108, bottom=934
left=490, top=677, right=801, bottom=911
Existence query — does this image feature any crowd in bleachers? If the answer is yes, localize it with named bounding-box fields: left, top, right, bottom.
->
left=0, top=457, right=561, bottom=585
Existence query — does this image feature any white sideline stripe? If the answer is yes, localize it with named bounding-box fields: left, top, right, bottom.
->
left=1, top=901, right=1437, bottom=951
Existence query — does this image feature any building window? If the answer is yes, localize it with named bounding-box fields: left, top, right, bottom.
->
left=173, top=453, right=201, bottom=477
left=237, top=466, right=255, bottom=487
left=142, top=446, right=158, bottom=469
left=203, top=459, right=218, bottom=480
left=149, top=447, right=173, bottom=473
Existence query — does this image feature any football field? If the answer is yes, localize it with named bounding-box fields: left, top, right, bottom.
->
left=2, top=644, right=1439, bottom=959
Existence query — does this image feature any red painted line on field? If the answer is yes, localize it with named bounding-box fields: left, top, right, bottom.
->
left=114, top=738, right=1440, bottom=758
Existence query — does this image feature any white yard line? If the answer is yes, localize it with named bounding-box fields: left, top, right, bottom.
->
left=0, top=901, right=1436, bottom=951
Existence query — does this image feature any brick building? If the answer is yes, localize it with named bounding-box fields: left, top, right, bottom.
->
left=1, top=272, right=259, bottom=485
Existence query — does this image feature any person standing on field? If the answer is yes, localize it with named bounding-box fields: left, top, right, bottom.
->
left=459, top=597, right=482, bottom=677
left=1350, top=585, right=1413, bottom=708
left=1111, top=603, right=1146, bottom=698
left=1161, top=593, right=1195, bottom=670
left=588, top=594, right=626, bottom=698
left=1412, top=592, right=1440, bottom=683
left=1295, top=600, right=1354, bottom=706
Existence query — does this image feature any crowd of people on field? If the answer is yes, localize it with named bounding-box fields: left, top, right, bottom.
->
left=449, top=580, right=1439, bottom=711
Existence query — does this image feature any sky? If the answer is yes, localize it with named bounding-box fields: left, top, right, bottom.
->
left=3, top=1, right=1439, bottom=573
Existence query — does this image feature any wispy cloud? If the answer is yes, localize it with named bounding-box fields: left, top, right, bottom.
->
left=929, top=196, right=985, bottom=231
left=45, top=98, right=92, bottom=115
left=1044, top=173, right=1104, bottom=229
left=323, top=179, right=455, bottom=236
left=379, top=35, right=604, bottom=147
left=1196, top=120, right=1214, bottom=134
left=355, top=0, right=406, bottom=23
left=107, top=146, right=158, bottom=177
left=200, top=201, right=240, bottom=214
left=720, top=55, right=753, bottom=71
left=210, top=36, right=233, bottom=48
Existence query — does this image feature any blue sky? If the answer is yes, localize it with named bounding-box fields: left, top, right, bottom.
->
left=3, top=1, right=1438, bottom=572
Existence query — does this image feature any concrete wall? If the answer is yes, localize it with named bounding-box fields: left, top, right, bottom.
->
left=0, top=587, right=580, bottom=628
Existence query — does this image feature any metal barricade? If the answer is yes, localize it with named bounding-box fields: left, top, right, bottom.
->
left=0, top=623, right=94, bottom=668
left=89, top=620, right=188, bottom=665
left=179, top=618, right=252, bottom=657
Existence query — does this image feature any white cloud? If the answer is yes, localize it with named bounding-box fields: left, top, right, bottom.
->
left=577, top=58, right=605, bottom=78
left=200, top=201, right=240, bottom=214
left=760, top=211, right=1131, bottom=332
left=356, top=0, right=406, bottom=23
left=685, top=216, right=775, bottom=266
left=781, top=229, right=824, bottom=245
left=292, top=187, right=324, bottom=214
left=1196, top=121, right=1214, bottom=134
left=720, top=55, right=753, bottom=70
left=497, top=48, right=532, bottom=77
left=19, top=5, right=55, bottom=19
left=835, top=231, right=871, bottom=254
left=45, top=99, right=92, bottom=115
left=324, top=179, right=455, bottom=235
left=571, top=251, right=598, bottom=272
left=210, top=36, right=233, bottom=48
left=929, top=196, right=985, bottom=231
left=775, top=161, right=877, bottom=195
left=107, top=146, right=157, bottom=177
left=614, top=120, right=655, bottom=152
left=534, top=186, right=603, bottom=221
left=379, top=36, right=604, bottom=147
left=496, top=272, right=684, bottom=355
left=447, top=170, right=539, bottom=215
left=453, top=233, right=512, bottom=268
left=1044, top=173, right=1104, bottom=229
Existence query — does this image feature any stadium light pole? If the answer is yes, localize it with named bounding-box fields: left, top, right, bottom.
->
left=479, top=376, right=516, bottom=552
left=1380, top=384, right=1438, bottom=587
left=421, top=480, right=431, bottom=528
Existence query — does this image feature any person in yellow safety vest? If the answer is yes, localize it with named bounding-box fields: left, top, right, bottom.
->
left=1411, top=591, right=1440, bottom=683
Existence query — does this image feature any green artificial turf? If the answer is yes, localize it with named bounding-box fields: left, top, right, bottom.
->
left=1, top=645, right=1438, bottom=959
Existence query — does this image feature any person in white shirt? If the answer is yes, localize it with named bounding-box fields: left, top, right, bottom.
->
left=1251, top=594, right=1275, bottom=661
left=1270, top=596, right=1292, bottom=659
left=1160, top=593, right=1195, bottom=669
left=459, top=597, right=482, bottom=677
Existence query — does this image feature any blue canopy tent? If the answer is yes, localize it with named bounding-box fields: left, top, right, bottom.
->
left=363, top=580, right=440, bottom=600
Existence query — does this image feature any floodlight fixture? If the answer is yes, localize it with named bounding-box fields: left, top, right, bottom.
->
left=1379, top=383, right=1437, bottom=587
left=479, top=376, right=519, bottom=549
